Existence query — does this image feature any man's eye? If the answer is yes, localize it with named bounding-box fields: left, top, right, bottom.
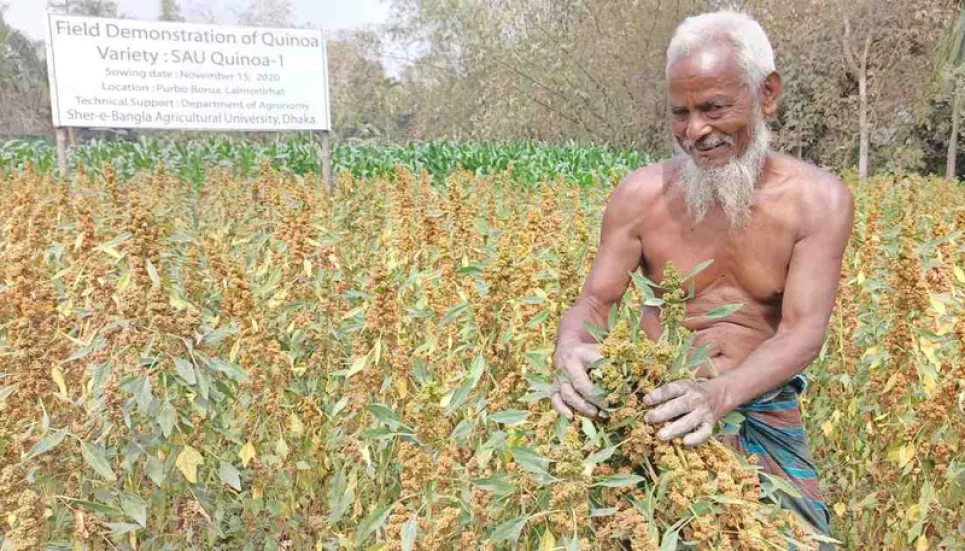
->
left=672, top=109, right=687, bottom=117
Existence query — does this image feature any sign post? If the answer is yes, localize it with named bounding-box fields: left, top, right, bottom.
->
left=44, top=13, right=332, bottom=178
left=320, top=131, right=332, bottom=191
left=55, top=127, right=68, bottom=178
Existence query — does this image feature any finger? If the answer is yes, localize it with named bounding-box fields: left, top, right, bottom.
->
left=578, top=345, right=603, bottom=364
left=644, top=393, right=696, bottom=424
left=643, top=381, right=689, bottom=407
left=564, top=358, right=608, bottom=410
left=683, top=420, right=714, bottom=447
left=551, top=392, right=573, bottom=420
left=560, top=383, right=599, bottom=417
left=657, top=410, right=705, bottom=441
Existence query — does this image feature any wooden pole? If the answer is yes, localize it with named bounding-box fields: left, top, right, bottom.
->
left=55, top=127, right=68, bottom=179
left=321, top=130, right=332, bottom=192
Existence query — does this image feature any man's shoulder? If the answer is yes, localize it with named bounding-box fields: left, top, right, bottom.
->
left=609, top=159, right=679, bottom=204
left=776, top=154, right=855, bottom=231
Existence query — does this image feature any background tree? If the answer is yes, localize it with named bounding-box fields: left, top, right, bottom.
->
left=160, top=0, right=184, bottom=22
left=936, top=1, right=965, bottom=178
left=47, top=0, right=118, bottom=16
left=0, top=0, right=960, bottom=178
left=0, top=6, right=52, bottom=139
left=328, top=29, right=405, bottom=140
left=836, top=0, right=951, bottom=180
left=237, top=0, right=295, bottom=28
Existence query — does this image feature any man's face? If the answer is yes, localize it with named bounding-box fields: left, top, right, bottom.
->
left=668, top=46, right=758, bottom=169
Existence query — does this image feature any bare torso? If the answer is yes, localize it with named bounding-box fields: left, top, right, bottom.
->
left=628, top=152, right=821, bottom=375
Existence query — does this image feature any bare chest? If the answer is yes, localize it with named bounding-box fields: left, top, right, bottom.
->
left=638, top=200, right=799, bottom=306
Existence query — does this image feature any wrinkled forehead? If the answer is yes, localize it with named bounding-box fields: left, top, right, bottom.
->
left=667, top=45, right=747, bottom=99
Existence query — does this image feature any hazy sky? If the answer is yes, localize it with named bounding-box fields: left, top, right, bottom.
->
left=4, top=0, right=391, bottom=40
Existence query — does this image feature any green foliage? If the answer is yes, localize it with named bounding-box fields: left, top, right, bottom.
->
left=0, top=136, right=648, bottom=186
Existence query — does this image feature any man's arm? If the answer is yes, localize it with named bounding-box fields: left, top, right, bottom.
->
left=644, top=175, right=855, bottom=445
left=710, top=177, right=855, bottom=411
left=551, top=174, right=648, bottom=419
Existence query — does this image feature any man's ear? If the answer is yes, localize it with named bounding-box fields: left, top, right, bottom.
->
left=761, top=71, right=782, bottom=120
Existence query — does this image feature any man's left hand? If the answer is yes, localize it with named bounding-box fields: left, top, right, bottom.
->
left=642, top=379, right=731, bottom=446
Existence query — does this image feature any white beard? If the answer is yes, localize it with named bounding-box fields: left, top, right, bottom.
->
left=673, top=116, right=771, bottom=228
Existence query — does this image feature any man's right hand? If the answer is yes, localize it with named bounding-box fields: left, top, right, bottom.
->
left=550, top=342, right=607, bottom=420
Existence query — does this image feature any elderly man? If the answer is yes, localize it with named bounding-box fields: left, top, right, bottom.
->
left=550, top=9, right=854, bottom=543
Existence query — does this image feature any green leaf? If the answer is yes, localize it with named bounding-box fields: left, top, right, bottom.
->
left=207, top=358, right=251, bottom=383
left=195, top=365, right=209, bottom=400
left=510, top=447, right=552, bottom=478
left=630, top=271, right=661, bottom=290
left=174, top=358, right=196, bottom=384
left=134, top=375, right=154, bottom=412
left=441, top=302, right=470, bottom=325
left=367, top=404, right=401, bottom=428
left=145, top=258, right=161, bottom=287
left=659, top=527, right=679, bottom=551
left=90, top=362, right=111, bottom=397
left=202, top=324, right=239, bottom=346
left=158, top=401, right=176, bottom=438
left=443, top=379, right=473, bottom=416
left=582, top=321, right=607, bottom=343
left=451, top=419, right=472, bottom=442
left=338, top=354, right=369, bottom=378
left=471, top=475, right=515, bottom=496
left=23, top=428, right=67, bottom=460
left=643, top=297, right=665, bottom=307
left=146, top=455, right=165, bottom=487
left=81, top=441, right=117, bottom=482
left=220, top=460, right=242, bottom=491
left=607, top=304, right=619, bottom=331
left=703, top=303, right=743, bottom=320
left=356, top=503, right=394, bottom=543
left=489, top=409, right=529, bottom=426
left=684, top=344, right=711, bottom=371
left=583, top=445, right=619, bottom=466
left=683, top=259, right=714, bottom=281
left=760, top=472, right=803, bottom=500
left=593, top=474, right=645, bottom=488
left=468, top=353, right=486, bottom=387
left=108, top=522, right=140, bottom=537
left=328, top=469, right=355, bottom=525
left=488, top=515, right=530, bottom=543
left=401, top=516, right=418, bottom=551
left=580, top=417, right=598, bottom=441
left=121, top=493, right=148, bottom=527
left=72, top=499, right=122, bottom=516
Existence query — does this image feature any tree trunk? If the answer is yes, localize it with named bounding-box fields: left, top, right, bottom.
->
left=948, top=82, right=960, bottom=180
left=858, top=67, right=869, bottom=181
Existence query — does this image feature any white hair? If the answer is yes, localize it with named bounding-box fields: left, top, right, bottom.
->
left=666, top=9, right=775, bottom=87
left=675, top=112, right=771, bottom=228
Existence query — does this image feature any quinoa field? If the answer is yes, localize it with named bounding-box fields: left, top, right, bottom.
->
left=0, top=140, right=962, bottom=550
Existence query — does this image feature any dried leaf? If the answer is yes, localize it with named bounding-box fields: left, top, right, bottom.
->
left=239, top=441, right=256, bottom=467
left=176, top=445, right=203, bottom=484
left=51, top=367, right=67, bottom=397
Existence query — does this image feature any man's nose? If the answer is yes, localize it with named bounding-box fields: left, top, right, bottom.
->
left=686, top=114, right=712, bottom=143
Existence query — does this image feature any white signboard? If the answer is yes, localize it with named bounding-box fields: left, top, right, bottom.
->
left=44, top=13, right=331, bottom=131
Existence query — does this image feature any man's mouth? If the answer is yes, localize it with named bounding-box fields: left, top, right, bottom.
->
left=695, top=141, right=727, bottom=153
